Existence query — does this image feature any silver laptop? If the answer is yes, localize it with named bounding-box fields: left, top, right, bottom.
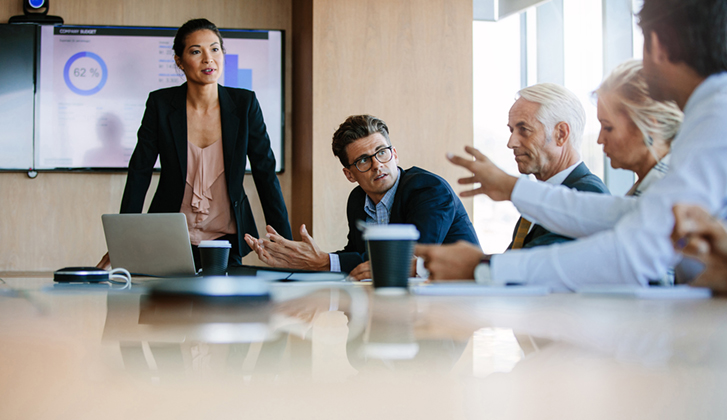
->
left=102, top=213, right=197, bottom=277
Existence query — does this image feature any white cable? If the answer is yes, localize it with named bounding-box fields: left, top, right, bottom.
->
left=108, top=268, right=132, bottom=290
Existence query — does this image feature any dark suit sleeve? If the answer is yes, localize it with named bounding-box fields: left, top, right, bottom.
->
left=402, top=180, right=457, bottom=245
left=336, top=251, right=366, bottom=274
left=120, top=93, right=159, bottom=213
left=246, top=92, right=292, bottom=240
left=335, top=190, right=367, bottom=273
left=522, top=175, right=610, bottom=249
left=522, top=226, right=576, bottom=248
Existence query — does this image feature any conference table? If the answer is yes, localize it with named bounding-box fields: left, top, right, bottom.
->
left=1, top=272, right=726, bottom=419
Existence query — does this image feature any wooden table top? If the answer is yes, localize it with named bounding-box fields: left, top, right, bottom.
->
left=1, top=274, right=725, bottom=419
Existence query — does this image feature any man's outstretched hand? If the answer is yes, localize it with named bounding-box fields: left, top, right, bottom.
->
left=244, top=224, right=330, bottom=271
left=447, top=145, right=518, bottom=202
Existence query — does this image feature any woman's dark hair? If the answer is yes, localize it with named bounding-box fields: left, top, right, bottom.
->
left=638, top=0, right=727, bottom=77
left=331, top=115, right=391, bottom=167
left=173, top=18, right=225, bottom=58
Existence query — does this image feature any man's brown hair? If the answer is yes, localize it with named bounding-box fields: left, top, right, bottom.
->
left=331, top=115, right=391, bottom=167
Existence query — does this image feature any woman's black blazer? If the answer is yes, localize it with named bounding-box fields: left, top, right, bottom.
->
left=120, top=83, right=292, bottom=256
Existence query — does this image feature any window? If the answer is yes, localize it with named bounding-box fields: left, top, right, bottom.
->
left=473, top=14, right=522, bottom=254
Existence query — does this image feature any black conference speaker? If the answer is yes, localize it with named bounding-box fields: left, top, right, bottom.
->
left=8, top=0, right=63, bottom=24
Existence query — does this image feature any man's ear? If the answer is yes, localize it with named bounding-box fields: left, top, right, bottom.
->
left=392, top=146, right=399, bottom=166
left=553, top=122, right=571, bottom=146
left=343, top=167, right=357, bottom=183
left=650, top=31, right=669, bottom=65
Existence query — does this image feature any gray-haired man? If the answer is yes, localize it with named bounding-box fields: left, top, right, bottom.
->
left=504, top=83, right=608, bottom=249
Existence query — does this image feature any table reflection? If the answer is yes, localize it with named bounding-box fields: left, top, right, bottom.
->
left=101, top=284, right=506, bottom=382
left=311, top=310, right=358, bottom=382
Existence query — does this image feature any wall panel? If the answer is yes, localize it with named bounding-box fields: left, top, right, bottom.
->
left=310, top=0, right=474, bottom=252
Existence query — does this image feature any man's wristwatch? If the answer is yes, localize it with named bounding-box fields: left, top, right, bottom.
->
left=474, top=254, right=493, bottom=285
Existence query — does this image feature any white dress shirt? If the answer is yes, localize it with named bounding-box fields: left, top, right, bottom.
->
left=490, top=73, right=727, bottom=291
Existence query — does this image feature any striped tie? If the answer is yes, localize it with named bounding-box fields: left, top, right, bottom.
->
left=511, top=217, right=532, bottom=249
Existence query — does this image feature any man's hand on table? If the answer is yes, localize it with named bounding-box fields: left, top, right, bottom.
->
left=347, top=257, right=418, bottom=281
left=348, top=261, right=371, bottom=281
left=415, top=241, right=485, bottom=281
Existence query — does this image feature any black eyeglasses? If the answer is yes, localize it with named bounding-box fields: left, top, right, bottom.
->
left=346, top=146, right=394, bottom=172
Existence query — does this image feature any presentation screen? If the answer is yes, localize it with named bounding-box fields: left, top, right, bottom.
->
left=35, top=25, right=284, bottom=171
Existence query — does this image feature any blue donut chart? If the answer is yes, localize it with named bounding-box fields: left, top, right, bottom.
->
left=63, top=52, right=108, bottom=96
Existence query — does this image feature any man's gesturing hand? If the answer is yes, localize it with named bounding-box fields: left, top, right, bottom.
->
left=447, top=145, right=518, bottom=202
left=244, top=224, right=330, bottom=271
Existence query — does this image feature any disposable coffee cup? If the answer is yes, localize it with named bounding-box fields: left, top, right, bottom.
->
left=363, top=224, right=420, bottom=290
left=198, top=240, right=231, bottom=276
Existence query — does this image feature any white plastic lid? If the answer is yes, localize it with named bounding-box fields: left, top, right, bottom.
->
left=198, top=240, right=232, bottom=248
left=362, top=224, right=420, bottom=241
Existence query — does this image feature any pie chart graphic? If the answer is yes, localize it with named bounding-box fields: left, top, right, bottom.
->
left=63, top=52, right=108, bottom=96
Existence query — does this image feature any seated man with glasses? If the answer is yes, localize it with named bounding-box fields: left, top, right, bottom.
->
left=244, top=114, right=479, bottom=279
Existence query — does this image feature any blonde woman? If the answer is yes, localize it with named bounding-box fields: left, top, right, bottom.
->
left=595, top=59, right=683, bottom=197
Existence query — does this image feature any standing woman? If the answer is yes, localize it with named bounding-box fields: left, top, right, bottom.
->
left=100, top=18, right=292, bottom=269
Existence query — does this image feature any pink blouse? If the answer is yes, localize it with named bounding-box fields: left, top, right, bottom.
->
left=180, top=140, right=237, bottom=245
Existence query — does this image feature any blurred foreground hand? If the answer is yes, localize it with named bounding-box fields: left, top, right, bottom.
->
left=672, top=203, right=727, bottom=293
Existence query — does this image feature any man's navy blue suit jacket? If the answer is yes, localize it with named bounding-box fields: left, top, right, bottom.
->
left=335, top=166, right=480, bottom=273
